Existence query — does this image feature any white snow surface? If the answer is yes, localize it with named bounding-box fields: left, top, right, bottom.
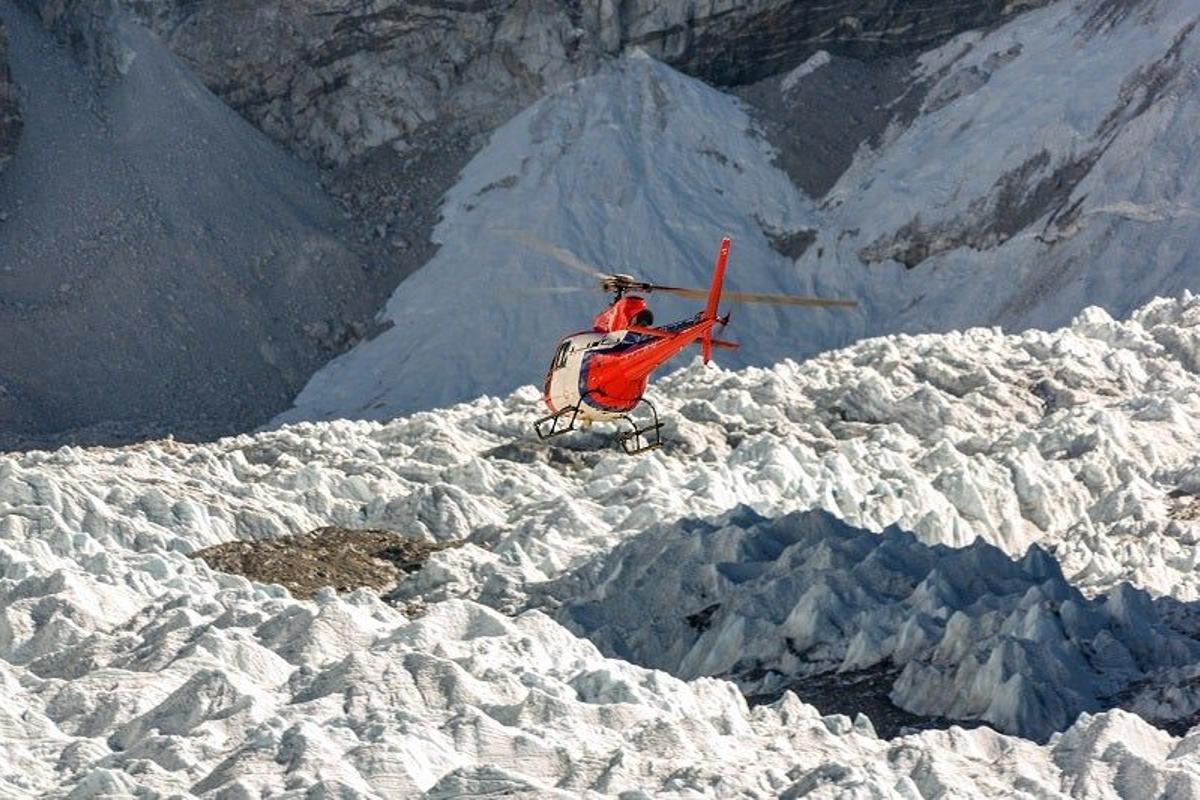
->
left=278, top=0, right=1200, bottom=425
left=8, top=296, right=1200, bottom=793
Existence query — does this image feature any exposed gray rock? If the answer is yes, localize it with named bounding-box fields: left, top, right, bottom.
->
left=733, top=37, right=1027, bottom=205
left=1080, top=0, right=1158, bottom=37
left=12, top=0, right=1055, bottom=167
left=1095, top=17, right=1197, bottom=140
left=620, top=0, right=1051, bottom=86
left=13, top=0, right=122, bottom=78
left=856, top=149, right=1104, bottom=269
left=0, top=21, right=19, bottom=166
left=762, top=225, right=818, bottom=260
left=855, top=15, right=1199, bottom=270
left=126, top=0, right=608, bottom=166
left=735, top=53, right=924, bottom=200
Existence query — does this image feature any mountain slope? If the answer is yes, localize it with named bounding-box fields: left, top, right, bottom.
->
left=275, top=53, right=839, bottom=423
left=803, top=0, right=1200, bottom=333
left=32, top=0, right=1046, bottom=166
left=277, top=0, right=1200, bottom=425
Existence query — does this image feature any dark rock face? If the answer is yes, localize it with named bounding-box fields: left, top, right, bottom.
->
left=735, top=53, right=923, bottom=200
left=621, top=0, right=1051, bottom=87
left=0, top=21, right=20, bottom=166
left=855, top=15, right=1199, bottom=270
left=122, top=0, right=607, bottom=165
left=856, top=149, right=1104, bottom=269
left=13, top=0, right=122, bottom=78
left=12, top=0, right=1054, bottom=166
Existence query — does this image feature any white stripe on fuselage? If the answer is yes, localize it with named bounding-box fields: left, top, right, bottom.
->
left=546, top=331, right=632, bottom=422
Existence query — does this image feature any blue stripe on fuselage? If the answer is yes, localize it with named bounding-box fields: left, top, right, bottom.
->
left=576, top=315, right=702, bottom=412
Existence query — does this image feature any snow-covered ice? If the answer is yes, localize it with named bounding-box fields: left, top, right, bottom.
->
left=6, top=296, right=1200, bottom=793
left=543, top=507, right=1200, bottom=741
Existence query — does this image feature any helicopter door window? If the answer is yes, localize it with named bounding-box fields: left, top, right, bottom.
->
left=553, top=341, right=571, bottom=370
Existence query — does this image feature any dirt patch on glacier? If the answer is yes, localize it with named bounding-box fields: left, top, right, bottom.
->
left=191, top=527, right=454, bottom=600
left=748, top=665, right=994, bottom=740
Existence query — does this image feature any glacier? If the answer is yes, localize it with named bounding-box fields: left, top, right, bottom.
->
left=6, top=295, right=1200, bottom=794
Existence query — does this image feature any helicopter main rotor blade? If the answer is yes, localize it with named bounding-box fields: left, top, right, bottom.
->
left=507, top=286, right=595, bottom=296
left=644, top=285, right=709, bottom=301
left=721, top=290, right=858, bottom=308
left=492, top=228, right=859, bottom=308
left=492, top=228, right=610, bottom=281
left=652, top=285, right=858, bottom=308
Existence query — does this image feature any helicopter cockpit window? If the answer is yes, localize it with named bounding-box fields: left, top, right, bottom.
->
left=553, top=341, right=571, bottom=370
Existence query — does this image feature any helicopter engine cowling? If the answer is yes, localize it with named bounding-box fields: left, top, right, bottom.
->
left=593, top=296, right=651, bottom=332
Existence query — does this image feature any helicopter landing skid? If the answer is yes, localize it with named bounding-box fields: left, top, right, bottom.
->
left=616, top=398, right=663, bottom=455
left=533, top=402, right=586, bottom=441
left=534, top=395, right=663, bottom=454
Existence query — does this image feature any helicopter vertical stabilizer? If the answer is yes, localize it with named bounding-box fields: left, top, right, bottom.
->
left=702, top=236, right=731, bottom=362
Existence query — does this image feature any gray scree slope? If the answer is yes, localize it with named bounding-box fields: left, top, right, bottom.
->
left=0, top=3, right=385, bottom=446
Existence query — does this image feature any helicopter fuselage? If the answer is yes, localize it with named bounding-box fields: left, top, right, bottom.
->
left=542, top=296, right=729, bottom=422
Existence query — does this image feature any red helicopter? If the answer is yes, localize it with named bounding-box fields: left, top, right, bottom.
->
left=521, top=233, right=857, bottom=453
